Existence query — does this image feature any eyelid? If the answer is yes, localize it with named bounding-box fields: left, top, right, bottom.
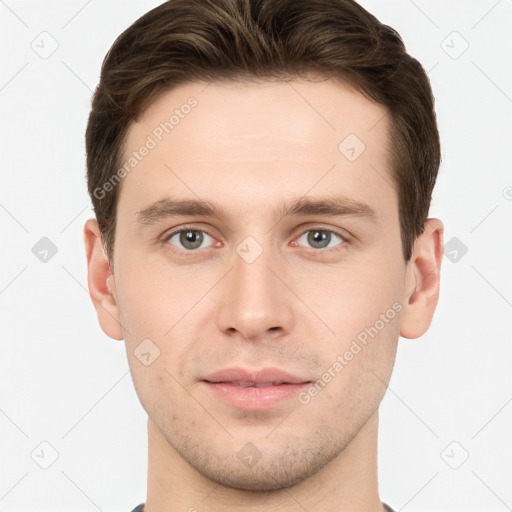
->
left=293, top=223, right=353, bottom=242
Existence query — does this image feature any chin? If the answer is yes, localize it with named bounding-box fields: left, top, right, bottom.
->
left=199, top=464, right=312, bottom=491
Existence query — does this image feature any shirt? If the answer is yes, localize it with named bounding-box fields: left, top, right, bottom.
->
left=130, top=502, right=396, bottom=511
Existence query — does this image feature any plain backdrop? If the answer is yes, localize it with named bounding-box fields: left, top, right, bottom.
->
left=1, top=1, right=511, bottom=511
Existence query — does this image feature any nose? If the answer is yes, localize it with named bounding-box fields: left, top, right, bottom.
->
left=215, top=239, right=295, bottom=342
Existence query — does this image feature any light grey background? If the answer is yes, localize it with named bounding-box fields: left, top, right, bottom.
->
left=1, top=0, right=511, bottom=511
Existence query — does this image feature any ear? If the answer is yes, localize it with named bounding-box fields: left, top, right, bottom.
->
left=400, top=218, right=444, bottom=339
left=84, top=218, right=123, bottom=340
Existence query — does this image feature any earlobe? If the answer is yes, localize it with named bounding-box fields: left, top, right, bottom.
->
left=400, top=218, right=444, bottom=339
left=84, top=218, right=124, bottom=340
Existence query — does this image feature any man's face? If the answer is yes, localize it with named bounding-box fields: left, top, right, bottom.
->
left=111, top=78, right=407, bottom=490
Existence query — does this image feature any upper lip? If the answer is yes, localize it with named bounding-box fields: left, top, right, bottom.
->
left=202, top=367, right=311, bottom=385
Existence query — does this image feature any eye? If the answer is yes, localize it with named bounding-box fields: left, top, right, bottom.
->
left=295, top=228, right=346, bottom=251
left=163, top=226, right=348, bottom=254
left=165, top=228, right=215, bottom=251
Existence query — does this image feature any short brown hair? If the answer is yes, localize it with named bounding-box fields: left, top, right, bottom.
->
left=86, top=0, right=440, bottom=263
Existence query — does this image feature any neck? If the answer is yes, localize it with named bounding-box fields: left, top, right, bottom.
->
left=144, top=410, right=384, bottom=512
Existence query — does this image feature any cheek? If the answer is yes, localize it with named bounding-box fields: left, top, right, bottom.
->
left=307, top=259, right=403, bottom=396
left=295, top=253, right=404, bottom=337
left=114, top=257, right=187, bottom=338
left=309, top=313, right=400, bottom=428
left=127, top=360, right=175, bottom=421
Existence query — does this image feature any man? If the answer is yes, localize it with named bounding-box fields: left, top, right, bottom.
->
left=84, top=0, right=443, bottom=510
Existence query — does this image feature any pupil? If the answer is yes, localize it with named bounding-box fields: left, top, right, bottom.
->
left=181, top=230, right=202, bottom=249
left=309, top=230, right=329, bottom=248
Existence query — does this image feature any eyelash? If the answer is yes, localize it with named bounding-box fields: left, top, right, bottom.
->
left=162, top=224, right=351, bottom=255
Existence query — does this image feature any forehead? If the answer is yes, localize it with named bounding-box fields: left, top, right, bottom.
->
left=118, top=78, right=394, bottom=223
left=130, top=77, right=389, bottom=160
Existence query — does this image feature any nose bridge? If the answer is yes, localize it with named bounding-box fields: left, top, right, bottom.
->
left=215, top=234, right=293, bottom=340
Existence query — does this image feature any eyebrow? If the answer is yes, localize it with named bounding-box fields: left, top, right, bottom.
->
left=135, top=194, right=378, bottom=225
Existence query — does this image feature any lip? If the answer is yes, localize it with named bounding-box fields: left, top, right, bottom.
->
left=201, top=367, right=311, bottom=411
left=203, top=367, right=309, bottom=385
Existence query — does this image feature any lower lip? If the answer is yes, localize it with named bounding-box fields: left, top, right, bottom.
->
left=202, top=381, right=310, bottom=410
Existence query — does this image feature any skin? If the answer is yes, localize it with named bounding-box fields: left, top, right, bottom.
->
left=84, top=77, right=444, bottom=512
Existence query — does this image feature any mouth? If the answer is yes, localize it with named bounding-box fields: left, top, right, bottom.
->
left=202, top=367, right=310, bottom=385
left=214, top=381, right=292, bottom=387
left=201, top=368, right=312, bottom=410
